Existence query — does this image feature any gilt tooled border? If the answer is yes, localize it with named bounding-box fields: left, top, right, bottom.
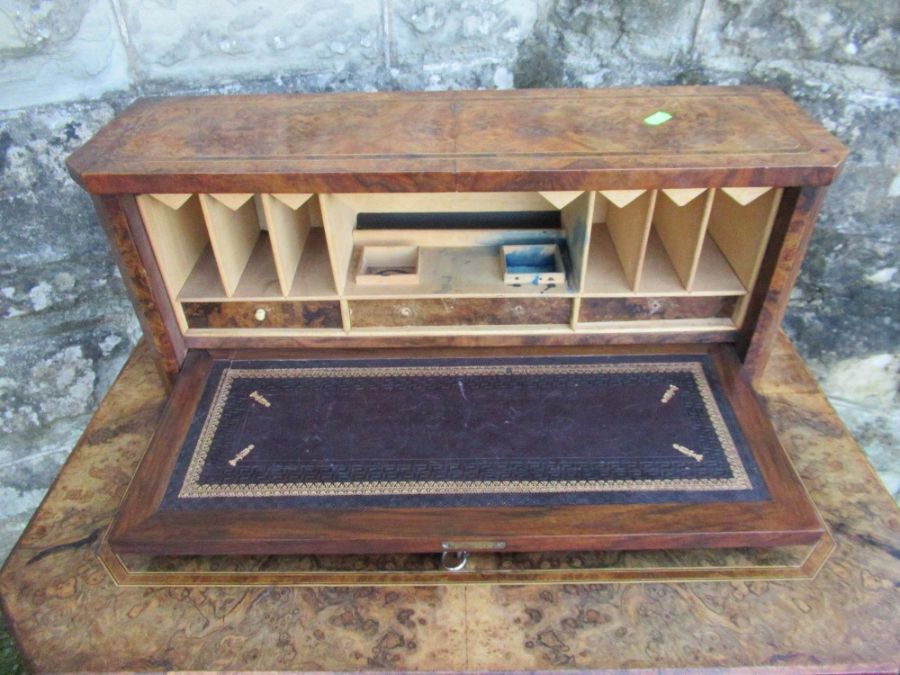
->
left=177, top=362, right=752, bottom=499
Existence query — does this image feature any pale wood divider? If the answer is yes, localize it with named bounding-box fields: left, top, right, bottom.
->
left=198, top=194, right=262, bottom=297
left=318, top=194, right=358, bottom=295
left=708, top=187, right=783, bottom=325
left=560, top=191, right=595, bottom=292
left=259, top=194, right=315, bottom=296
left=652, top=188, right=715, bottom=290
left=597, top=190, right=657, bottom=290
left=708, top=188, right=782, bottom=289
left=137, top=194, right=209, bottom=331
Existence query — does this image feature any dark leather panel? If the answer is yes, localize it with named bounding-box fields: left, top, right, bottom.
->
left=162, top=354, right=768, bottom=510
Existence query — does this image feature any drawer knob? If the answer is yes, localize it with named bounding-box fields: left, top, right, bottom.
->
left=254, top=307, right=267, bottom=322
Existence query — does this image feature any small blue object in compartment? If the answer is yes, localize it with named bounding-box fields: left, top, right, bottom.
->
left=501, top=244, right=566, bottom=286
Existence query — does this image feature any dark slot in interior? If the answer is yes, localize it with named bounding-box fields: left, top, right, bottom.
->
left=356, top=211, right=562, bottom=230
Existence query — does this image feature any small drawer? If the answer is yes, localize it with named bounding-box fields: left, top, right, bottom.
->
left=349, top=298, right=573, bottom=327
left=578, top=296, right=737, bottom=323
left=183, top=301, right=343, bottom=329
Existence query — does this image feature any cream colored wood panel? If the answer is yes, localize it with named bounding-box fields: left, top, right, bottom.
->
left=721, top=186, right=772, bottom=206
left=149, top=193, right=193, bottom=210
left=261, top=194, right=311, bottom=295
left=271, top=193, right=313, bottom=210
left=561, top=191, right=596, bottom=291
left=600, top=189, right=645, bottom=209
left=605, top=189, right=656, bottom=290
left=337, top=192, right=557, bottom=213
left=539, top=191, right=583, bottom=209
left=199, top=194, right=262, bottom=297
left=209, top=193, right=255, bottom=210
left=652, top=189, right=714, bottom=290
left=319, top=194, right=358, bottom=295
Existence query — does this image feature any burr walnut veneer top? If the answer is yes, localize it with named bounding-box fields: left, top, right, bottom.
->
left=67, top=86, right=847, bottom=194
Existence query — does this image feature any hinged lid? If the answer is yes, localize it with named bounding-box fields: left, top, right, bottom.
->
left=108, top=343, right=824, bottom=556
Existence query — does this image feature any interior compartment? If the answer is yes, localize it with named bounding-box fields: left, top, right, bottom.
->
left=195, top=194, right=277, bottom=298
left=355, top=245, right=421, bottom=285
left=171, top=194, right=337, bottom=303
left=257, top=193, right=333, bottom=297
left=650, top=188, right=714, bottom=290
left=589, top=190, right=656, bottom=292
left=707, top=188, right=783, bottom=324
left=501, top=244, right=565, bottom=286
left=583, top=189, right=748, bottom=299
left=137, top=194, right=214, bottom=300
left=139, top=188, right=781, bottom=337
left=323, top=192, right=593, bottom=297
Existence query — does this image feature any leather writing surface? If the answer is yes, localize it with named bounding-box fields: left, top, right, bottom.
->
left=162, top=354, right=768, bottom=510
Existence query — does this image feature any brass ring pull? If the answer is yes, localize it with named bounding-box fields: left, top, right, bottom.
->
left=440, top=549, right=469, bottom=572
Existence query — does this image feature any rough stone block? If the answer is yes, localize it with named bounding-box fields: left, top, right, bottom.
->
left=0, top=0, right=130, bottom=110
left=393, top=0, right=537, bottom=84
left=694, top=0, right=899, bottom=72
left=117, top=0, right=382, bottom=83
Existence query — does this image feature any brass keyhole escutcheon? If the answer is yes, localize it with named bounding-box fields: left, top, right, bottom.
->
left=440, top=550, right=469, bottom=572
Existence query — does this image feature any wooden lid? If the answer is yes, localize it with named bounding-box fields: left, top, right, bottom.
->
left=67, top=86, right=848, bottom=194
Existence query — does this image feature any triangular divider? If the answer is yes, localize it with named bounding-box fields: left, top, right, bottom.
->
left=150, top=193, right=193, bottom=210
left=209, top=193, right=255, bottom=211
left=539, top=191, right=583, bottom=210
left=600, top=190, right=645, bottom=209
left=661, top=188, right=707, bottom=207
left=271, top=193, right=314, bottom=210
left=721, top=187, right=772, bottom=206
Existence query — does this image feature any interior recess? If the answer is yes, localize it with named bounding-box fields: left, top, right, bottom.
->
left=136, top=189, right=782, bottom=336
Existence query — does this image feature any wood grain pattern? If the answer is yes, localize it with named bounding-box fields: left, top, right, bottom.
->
left=183, top=300, right=343, bottom=329
left=99, top=532, right=834, bottom=587
left=578, top=296, right=737, bottom=323
left=348, top=298, right=574, bottom=327
left=66, top=88, right=848, bottom=194
left=602, top=189, right=655, bottom=290
left=2, top=336, right=898, bottom=673
left=92, top=195, right=183, bottom=386
left=70, top=89, right=846, bottom=383
left=182, top=329, right=737, bottom=351
left=106, top=342, right=823, bottom=556
left=739, top=186, right=826, bottom=378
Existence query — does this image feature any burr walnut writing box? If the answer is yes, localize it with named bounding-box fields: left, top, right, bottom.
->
left=67, top=86, right=847, bottom=558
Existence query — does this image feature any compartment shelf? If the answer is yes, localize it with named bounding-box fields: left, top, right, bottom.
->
left=343, top=244, right=575, bottom=299
left=179, top=228, right=337, bottom=301
left=584, top=226, right=745, bottom=297
left=138, top=188, right=775, bottom=338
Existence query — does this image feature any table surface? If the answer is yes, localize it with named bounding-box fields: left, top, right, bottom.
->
left=2, top=333, right=899, bottom=673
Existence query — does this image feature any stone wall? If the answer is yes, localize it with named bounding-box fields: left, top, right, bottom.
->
left=1, top=0, right=897, bottom=558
